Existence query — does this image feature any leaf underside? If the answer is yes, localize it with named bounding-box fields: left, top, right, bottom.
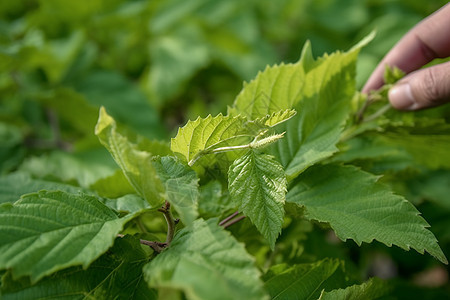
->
left=95, top=107, right=165, bottom=208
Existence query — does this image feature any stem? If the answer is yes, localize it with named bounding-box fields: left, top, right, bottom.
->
left=356, top=85, right=392, bottom=124
left=117, top=234, right=167, bottom=253
left=158, top=201, right=176, bottom=245
left=117, top=202, right=177, bottom=254
left=356, top=96, right=379, bottom=124
left=219, top=211, right=247, bottom=228
left=363, top=103, right=392, bottom=123
left=222, top=215, right=246, bottom=228
left=219, top=211, right=239, bottom=226
left=189, top=144, right=250, bottom=166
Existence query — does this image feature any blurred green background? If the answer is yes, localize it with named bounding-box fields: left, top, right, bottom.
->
left=1, top=0, right=447, bottom=142
left=1, top=0, right=449, bottom=298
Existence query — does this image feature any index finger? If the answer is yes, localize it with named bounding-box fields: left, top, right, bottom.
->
left=362, top=3, right=450, bottom=93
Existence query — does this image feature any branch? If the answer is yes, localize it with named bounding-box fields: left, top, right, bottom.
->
left=219, top=211, right=239, bottom=226
left=158, top=201, right=176, bottom=245
left=117, top=201, right=179, bottom=254
left=219, top=211, right=246, bottom=228
left=363, top=103, right=392, bottom=123
left=356, top=85, right=392, bottom=124
left=222, top=216, right=246, bottom=228
left=117, top=234, right=167, bottom=253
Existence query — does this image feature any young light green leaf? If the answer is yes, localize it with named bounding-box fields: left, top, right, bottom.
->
left=263, top=259, right=340, bottom=300
left=270, top=46, right=363, bottom=181
left=318, top=277, right=390, bottom=300
left=1, top=236, right=156, bottom=299
left=228, top=60, right=306, bottom=119
left=229, top=32, right=373, bottom=119
left=384, top=64, right=405, bottom=85
left=152, top=156, right=199, bottom=225
left=143, top=218, right=269, bottom=300
left=228, top=151, right=286, bottom=249
left=0, top=190, right=139, bottom=283
left=287, top=164, right=448, bottom=264
left=245, top=109, right=297, bottom=132
left=170, top=113, right=249, bottom=165
left=171, top=110, right=293, bottom=168
left=230, top=34, right=373, bottom=181
left=95, top=107, right=165, bottom=207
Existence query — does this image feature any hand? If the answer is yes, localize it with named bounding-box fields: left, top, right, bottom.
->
left=362, top=3, right=450, bottom=110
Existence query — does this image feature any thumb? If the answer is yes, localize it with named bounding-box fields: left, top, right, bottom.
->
left=388, top=61, right=450, bottom=110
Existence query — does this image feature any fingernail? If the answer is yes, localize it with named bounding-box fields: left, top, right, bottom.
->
left=389, top=83, right=418, bottom=110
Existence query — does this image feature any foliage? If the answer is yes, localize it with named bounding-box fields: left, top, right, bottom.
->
left=1, top=0, right=450, bottom=299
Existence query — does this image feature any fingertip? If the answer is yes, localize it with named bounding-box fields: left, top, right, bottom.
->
left=388, top=83, right=419, bottom=110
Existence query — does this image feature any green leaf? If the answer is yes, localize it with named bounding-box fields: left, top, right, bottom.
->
left=38, top=87, right=99, bottom=137
left=1, top=235, right=156, bottom=299
left=229, top=32, right=373, bottom=118
left=170, top=113, right=248, bottom=165
left=247, top=109, right=297, bottom=131
left=318, top=277, right=390, bottom=300
left=95, top=107, right=165, bottom=208
left=19, top=150, right=117, bottom=188
left=287, top=164, right=448, bottom=264
left=89, top=169, right=136, bottom=199
left=102, top=194, right=150, bottom=214
left=404, top=170, right=450, bottom=210
left=198, top=181, right=234, bottom=218
left=0, top=172, right=86, bottom=204
left=148, top=25, right=210, bottom=104
left=143, top=218, right=268, bottom=300
left=74, top=70, right=166, bottom=140
left=383, top=64, right=405, bottom=85
left=270, top=50, right=362, bottom=180
left=228, top=151, right=286, bottom=249
left=0, top=123, right=25, bottom=174
left=0, top=190, right=138, bottom=282
left=171, top=110, right=293, bottom=168
left=263, top=259, right=340, bottom=300
left=228, top=59, right=306, bottom=119
left=380, top=133, right=450, bottom=169
left=230, top=35, right=373, bottom=181
left=152, top=156, right=199, bottom=225
left=137, top=139, right=172, bottom=157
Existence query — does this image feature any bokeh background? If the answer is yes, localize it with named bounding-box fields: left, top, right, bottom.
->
left=1, top=0, right=449, bottom=298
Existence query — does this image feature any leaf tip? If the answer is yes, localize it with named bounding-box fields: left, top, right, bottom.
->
left=95, top=106, right=114, bottom=136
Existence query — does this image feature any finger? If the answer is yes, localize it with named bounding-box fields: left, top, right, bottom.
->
left=362, top=3, right=450, bottom=93
left=388, top=60, right=450, bottom=110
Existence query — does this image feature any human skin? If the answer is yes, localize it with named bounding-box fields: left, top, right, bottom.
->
left=362, top=3, right=450, bottom=110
